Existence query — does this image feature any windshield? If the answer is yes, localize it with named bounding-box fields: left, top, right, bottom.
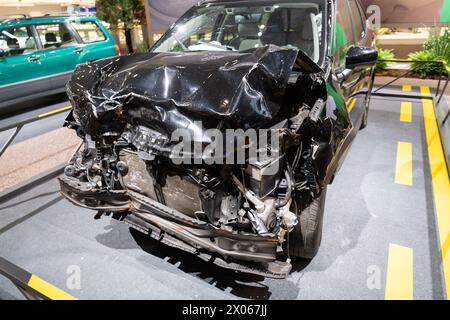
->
left=152, top=0, right=327, bottom=64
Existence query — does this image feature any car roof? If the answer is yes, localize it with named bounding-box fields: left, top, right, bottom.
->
left=0, top=14, right=100, bottom=29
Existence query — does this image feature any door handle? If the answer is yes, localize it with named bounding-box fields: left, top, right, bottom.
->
left=27, top=55, right=40, bottom=62
left=73, top=48, right=84, bottom=54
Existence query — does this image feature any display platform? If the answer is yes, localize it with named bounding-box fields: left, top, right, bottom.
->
left=0, top=86, right=448, bottom=300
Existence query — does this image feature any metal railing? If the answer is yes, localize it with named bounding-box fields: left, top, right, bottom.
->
left=0, top=256, right=76, bottom=300
left=0, top=105, right=72, bottom=159
left=374, top=59, right=450, bottom=124
left=31, top=12, right=96, bottom=19
left=0, top=14, right=31, bottom=20
left=0, top=12, right=93, bottom=23
left=373, top=58, right=450, bottom=171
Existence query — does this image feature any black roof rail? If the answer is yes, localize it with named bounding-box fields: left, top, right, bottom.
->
left=1, top=14, right=31, bottom=19
left=33, top=12, right=94, bottom=19
left=0, top=14, right=31, bottom=23
left=0, top=12, right=94, bottom=23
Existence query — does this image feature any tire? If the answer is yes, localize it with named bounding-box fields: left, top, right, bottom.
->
left=286, top=187, right=327, bottom=259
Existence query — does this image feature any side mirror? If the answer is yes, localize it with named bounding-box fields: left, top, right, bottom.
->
left=345, top=46, right=378, bottom=70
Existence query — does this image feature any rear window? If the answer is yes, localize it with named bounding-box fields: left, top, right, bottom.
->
left=71, top=21, right=106, bottom=43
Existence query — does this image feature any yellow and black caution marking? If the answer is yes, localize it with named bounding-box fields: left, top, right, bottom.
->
left=28, top=274, right=77, bottom=300
left=0, top=256, right=76, bottom=300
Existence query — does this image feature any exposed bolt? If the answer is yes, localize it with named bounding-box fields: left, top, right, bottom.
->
left=116, top=161, right=128, bottom=174
left=64, top=165, right=76, bottom=177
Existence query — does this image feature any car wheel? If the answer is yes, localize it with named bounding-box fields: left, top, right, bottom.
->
left=286, top=187, right=327, bottom=259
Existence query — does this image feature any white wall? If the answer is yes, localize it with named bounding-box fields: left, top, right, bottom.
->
left=0, top=5, right=68, bottom=16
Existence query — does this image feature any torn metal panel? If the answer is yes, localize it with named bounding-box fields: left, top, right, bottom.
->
left=60, top=44, right=353, bottom=277
left=67, top=46, right=318, bottom=133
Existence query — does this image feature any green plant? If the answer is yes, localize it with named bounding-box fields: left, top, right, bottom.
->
left=410, top=28, right=450, bottom=77
left=96, top=0, right=146, bottom=54
left=409, top=50, right=443, bottom=78
left=375, top=48, right=395, bottom=73
left=135, top=41, right=149, bottom=53
left=424, top=28, right=450, bottom=63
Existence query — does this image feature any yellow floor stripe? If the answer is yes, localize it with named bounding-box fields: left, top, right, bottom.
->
left=420, top=86, right=430, bottom=96
left=28, top=275, right=77, bottom=300
left=402, top=85, right=412, bottom=92
left=400, top=102, right=412, bottom=122
left=38, top=105, right=72, bottom=118
left=385, top=244, right=414, bottom=300
left=347, top=98, right=357, bottom=112
left=421, top=86, right=450, bottom=299
left=420, top=86, right=431, bottom=97
left=395, top=141, right=413, bottom=186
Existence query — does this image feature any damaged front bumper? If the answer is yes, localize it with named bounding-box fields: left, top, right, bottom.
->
left=59, top=176, right=292, bottom=278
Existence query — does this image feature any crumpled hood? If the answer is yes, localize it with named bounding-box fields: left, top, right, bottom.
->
left=67, top=45, right=316, bottom=137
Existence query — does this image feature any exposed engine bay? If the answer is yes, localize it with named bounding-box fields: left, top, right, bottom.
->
left=59, top=46, right=351, bottom=278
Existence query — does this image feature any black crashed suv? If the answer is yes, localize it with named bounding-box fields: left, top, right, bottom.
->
left=59, top=0, right=377, bottom=278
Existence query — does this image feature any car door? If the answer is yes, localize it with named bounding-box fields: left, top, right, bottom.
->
left=69, top=19, right=117, bottom=62
left=0, top=25, right=50, bottom=106
left=35, top=22, right=83, bottom=90
left=332, top=1, right=368, bottom=120
left=325, top=0, right=366, bottom=181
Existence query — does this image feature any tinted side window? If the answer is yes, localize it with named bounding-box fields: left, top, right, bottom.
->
left=334, top=0, right=355, bottom=69
left=36, top=23, right=77, bottom=49
left=0, top=26, right=38, bottom=57
left=71, top=21, right=107, bottom=43
left=348, top=0, right=365, bottom=39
